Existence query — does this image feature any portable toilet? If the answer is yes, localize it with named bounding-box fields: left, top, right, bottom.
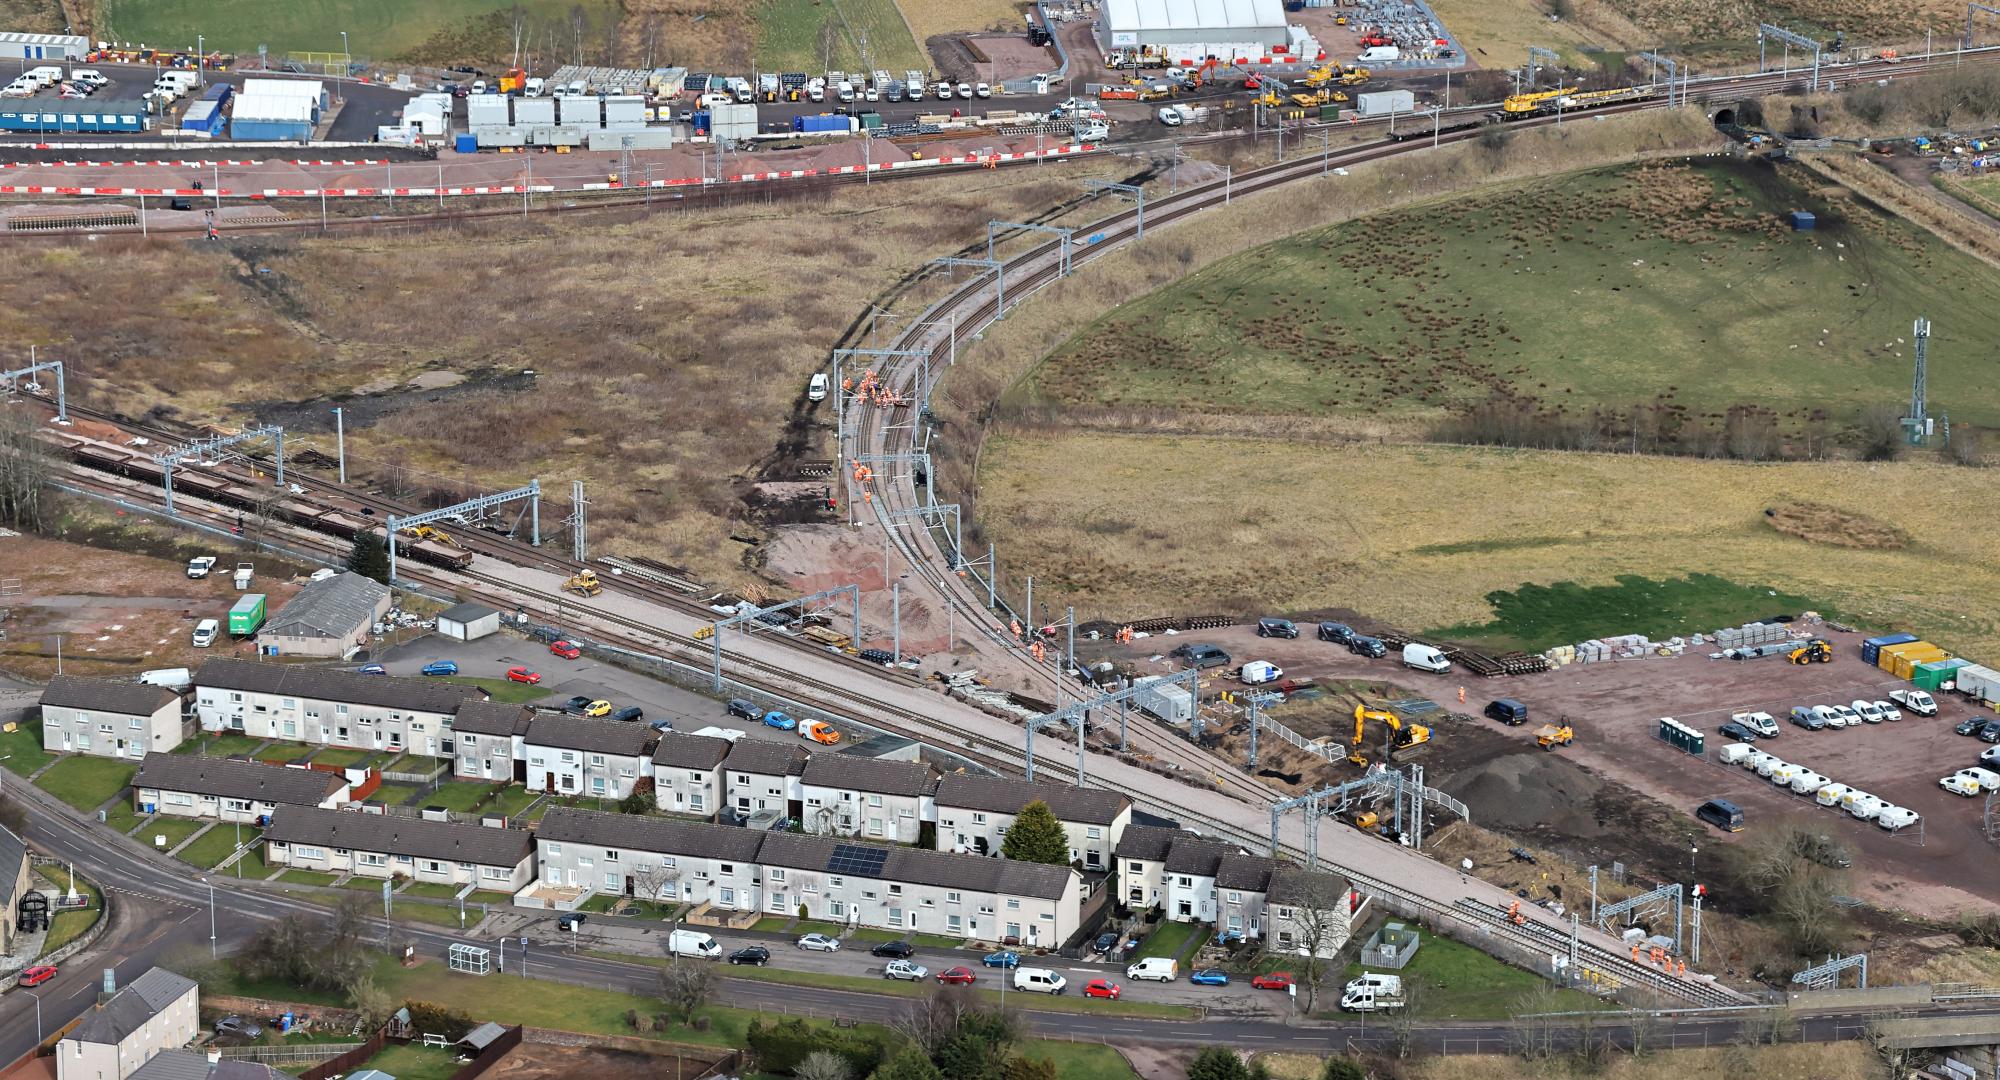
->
left=454, top=132, right=477, bottom=153
left=1788, top=210, right=1816, bottom=230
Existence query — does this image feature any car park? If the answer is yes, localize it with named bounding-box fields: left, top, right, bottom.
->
left=19, top=964, right=56, bottom=986
left=1717, top=721, right=1759, bottom=743
left=1082, top=978, right=1121, bottom=999
left=982, top=950, right=1020, bottom=968
left=1789, top=706, right=1825, bottom=731
left=1851, top=699, right=1886, bottom=724
left=884, top=960, right=929, bottom=981
left=1831, top=704, right=1863, bottom=728
left=797, top=933, right=841, bottom=952
left=937, top=966, right=976, bottom=985
left=1815, top=705, right=1846, bottom=729
left=421, top=660, right=459, bottom=676
left=764, top=710, right=798, bottom=730
left=1251, top=972, right=1294, bottom=991
left=1317, top=621, right=1355, bottom=644
left=506, top=666, right=541, bottom=684
left=1257, top=617, right=1299, bottom=638
left=550, top=640, right=582, bottom=659
left=871, top=940, right=915, bottom=959
left=1189, top=968, right=1230, bottom=986
left=729, top=946, right=771, bottom=965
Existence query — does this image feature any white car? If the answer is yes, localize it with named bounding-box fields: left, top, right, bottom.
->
left=1831, top=704, right=1863, bottom=728
left=807, top=372, right=829, bottom=402
left=974, top=81, right=991, bottom=97
left=1872, top=699, right=1903, bottom=722
left=1942, top=772, right=1984, bottom=796
left=1850, top=699, right=1885, bottom=724
left=956, top=82, right=974, bottom=99
left=883, top=959, right=928, bottom=980
left=864, top=86, right=879, bottom=101
left=1813, top=704, right=1845, bottom=729
left=796, top=933, right=842, bottom=952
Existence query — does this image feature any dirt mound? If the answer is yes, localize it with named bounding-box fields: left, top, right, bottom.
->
left=1764, top=500, right=1908, bottom=550
left=1442, top=750, right=1606, bottom=836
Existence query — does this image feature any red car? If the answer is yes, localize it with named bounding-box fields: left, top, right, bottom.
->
left=1083, top=978, right=1121, bottom=1000
left=935, top=966, right=976, bottom=985
left=505, top=666, right=541, bottom=684
left=549, top=641, right=581, bottom=660
left=19, top=964, right=57, bottom=986
left=1250, top=972, right=1293, bottom=991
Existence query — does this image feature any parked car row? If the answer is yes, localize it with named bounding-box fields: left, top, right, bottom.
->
left=1711, top=742, right=1922, bottom=831
left=727, top=696, right=842, bottom=745
left=1777, top=698, right=1905, bottom=733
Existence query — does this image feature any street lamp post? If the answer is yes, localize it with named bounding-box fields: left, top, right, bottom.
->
left=27, top=990, right=41, bottom=1044
left=1690, top=845, right=1698, bottom=875
left=339, top=32, right=350, bottom=104
left=195, top=34, right=203, bottom=88
left=203, top=877, right=217, bottom=956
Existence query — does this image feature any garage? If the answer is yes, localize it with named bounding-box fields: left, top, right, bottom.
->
left=438, top=602, right=502, bottom=642
left=1097, top=0, right=1289, bottom=64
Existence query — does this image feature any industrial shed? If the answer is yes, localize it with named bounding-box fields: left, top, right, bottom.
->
left=230, top=94, right=313, bottom=141
left=1097, top=0, right=1289, bottom=57
left=436, top=602, right=501, bottom=642
left=0, top=32, right=87, bottom=60
left=0, top=100, right=149, bottom=133
left=258, top=572, right=391, bottom=658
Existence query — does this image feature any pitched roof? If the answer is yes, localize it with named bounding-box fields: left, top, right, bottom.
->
left=457, top=1023, right=509, bottom=1052
left=67, top=967, right=196, bottom=1046
left=195, top=658, right=475, bottom=714
left=130, top=1052, right=290, bottom=1080
left=722, top=738, right=808, bottom=777
left=1163, top=837, right=1235, bottom=877
left=0, top=823, right=25, bottom=911
left=1215, top=853, right=1277, bottom=892
left=651, top=732, right=732, bottom=770
left=264, top=807, right=533, bottom=868
left=754, top=833, right=1074, bottom=900
left=1113, top=824, right=1184, bottom=861
left=1266, top=866, right=1350, bottom=908
left=261, top=572, right=389, bottom=640
left=523, top=715, right=653, bottom=756
left=453, top=699, right=533, bottom=737
left=538, top=806, right=765, bottom=862
left=934, top=774, right=1129, bottom=825
left=39, top=675, right=179, bottom=717
left=134, top=753, right=344, bottom=806
left=798, top=755, right=937, bottom=798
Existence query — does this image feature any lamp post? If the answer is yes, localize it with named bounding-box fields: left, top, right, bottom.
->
left=202, top=877, right=217, bottom=957
left=339, top=32, right=350, bottom=104
left=27, top=990, right=41, bottom=1044
left=195, top=34, right=203, bottom=88
left=1689, top=845, right=1698, bottom=875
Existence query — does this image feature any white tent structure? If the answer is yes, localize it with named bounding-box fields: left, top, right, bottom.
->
left=1098, top=0, right=1288, bottom=57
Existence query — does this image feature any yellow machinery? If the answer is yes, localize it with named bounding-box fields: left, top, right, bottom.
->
left=564, top=568, right=603, bottom=598
left=1789, top=639, right=1833, bottom=665
left=399, top=525, right=457, bottom=547
left=1535, top=724, right=1575, bottom=750
left=693, top=625, right=715, bottom=641
left=1300, top=64, right=1339, bottom=87
left=1340, top=68, right=1371, bottom=86
left=1349, top=704, right=1432, bottom=764
left=1288, top=87, right=1349, bottom=106
left=1501, top=85, right=1575, bottom=114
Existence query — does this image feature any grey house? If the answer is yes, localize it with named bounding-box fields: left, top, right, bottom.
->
left=262, top=806, right=534, bottom=890
left=192, top=658, right=474, bottom=755
left=56, top=967, right=199, bottom=1080
left=535, top=806, right=765, bottom=909
left=257, top=572, right=391, bottom=659
left=132, top=753, right=348, bottom=823
left=0, top=823, right=27, bottom=956
left=522, top=715, right=654, bottom=799
left=721, top=739, right=807, bottom=818
left=1113, top=825, right=1185, bottom=910
left=650, top=733, right=733, bottom=818
left=451, top=700, right=532, bottom=784
left=797, top=755, right=936, bottom=843
left=933, top=775, right=1132, bottom=869
left=40, top=676, right=184, bottom=759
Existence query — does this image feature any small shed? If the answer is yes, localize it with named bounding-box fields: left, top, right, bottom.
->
left=457, top=1022, right=507, bottom=1051
left=1359, top=921, right=1421, bottom=969
left=348, top=1070, right=395, bottom=1080
left=1788, top=210, right=1817, bottom=230
left=437, top=603, right=501, bottom=642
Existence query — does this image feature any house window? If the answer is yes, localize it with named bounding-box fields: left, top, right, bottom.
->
left=863, top=890, right=878, bottom=901
left=579, top=856, right=594, bottom=869
left=229, top=693, right=243, bottom=703
left=76, top=733, right=91, bottom=750
left=1129, top=861, right=1144, bottom=873
left=828, top=900, right=846, bottom=918
left=605, top=873, right=621, bottom=890
left=888, top=884, right=902, bottom=896
left=947, top=891, right=962, bottom=904
left=972, top=812, right=987, bottom=825
left=770, top=869, right=786, bottom=882
left=481, top=866, right=510, bottom=880
left=979, top=904, right=994, bottom=915
left=605, top=850, right=620, bottom=862
left=591, top=777, right=605, bottom=794
left=561, top=751, right=576, bottom=764
left=336, top=704, right=348, bottom=715
left=719, top=887, right=736, bottom=906
left=163, top=792, right=193, bottom=805
left=803, top=880, right=819, bottom=894
left=947, top=914, right=963, bottom=933
left=297, top=846, right=325, bottom=859
left=1006, top=899, right=1020, bottom=909
left=663, top=857, right=677, bottom=869
left=867, top=819, right=884, bottom=837
left=888, top=907, right=903, bottom=926
left=547, top=843, right=563, bottom=856
left=282, top=698, right=296, bottom=709
left=1087, top=827, right=1102, bottom=839
left=1176, top=876, right=1192, bottom=888
left=1228, top=891, right=1241, bottom=904
left=590, top=754, right=605, bottom=768
left=734, top=773, right=749, bottom=785
left=129, top=717, right=143, bottom=729
left=720, top=863, right=735, bottom=876
left=829, top=876, right=843, bottom=889
left=424, top=860, right=447, bottom=873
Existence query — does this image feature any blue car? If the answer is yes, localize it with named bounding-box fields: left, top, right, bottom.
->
left=980, top=951, right=1020, bottom=969
left=763, top=710, right=797, bottom=731
left=356, top=664, right=386, bottom=675
left=1189, top=968, right=1230, bottom=986
left=420, top=661, right=459, bottom=677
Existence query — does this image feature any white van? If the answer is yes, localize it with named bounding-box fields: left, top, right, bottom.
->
left=1788, top=770, right=1828, bottom=796
left=1767, top=762, right=1798, bottom=786
left=808, top=373, right=829, bottom=402
left=1401, top=643, right=1451, bottom=673
left=1815, top=782, right=1852, bottom=808
left=1877, top=805, right=1921, bottom=831
left=191, top=619, right=220, bottom=648
left=667, top=929, right=722, bottom=959
left=1345, top=972, right=1402, bottom=996
left=27, top=65, right=65, bottom=87
left=688, top=725, right=745, bottom=743
left=1716, top=742, right=1753, bottom=766
left=1845, top=793, right=1884, bottom=821
left=1239, top=661, right=1283, bottom=685
left=1013, top=967, right=1067, bottom=994
left=1125, top=957, right=1177, bottom=982
left=1755, top=756, right=1787, bottom=779
left=1741, top=750, right=1776, bottom=773
left=1358, top=46, right=1402, bottom=63
left=138, top=667, right=193, bottom=692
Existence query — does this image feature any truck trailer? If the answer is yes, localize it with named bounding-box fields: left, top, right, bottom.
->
left=228, top=593, right=267, bottom=636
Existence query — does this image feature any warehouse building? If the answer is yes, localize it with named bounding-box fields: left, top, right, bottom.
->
left=241, top=77, right=328, bottom=112
left=0, top=32, right=88, bottom=60
left=0, top=100, right=149, bottom=133
left=258, top=571, right=390, bottom=658
left=1097, top=0, right=1289, bottom=61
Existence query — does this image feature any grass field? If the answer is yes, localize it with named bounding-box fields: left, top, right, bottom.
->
left=1255, top=1044, right=1873, bottom=1080
left=308, top=747, right=378, bottom=768
left=976, top=435, right=2000, bottom=657
left=96, top=0, right=615, bottom=62
left=36, top=865, right=102, bottom=956
left=0, top=716, right=53, bottom=777
left=757, top=0, right=926, bottom=74
left=103, top=801, right=144, bottom=835
left=1338, top=934, right=1605, bottom=1020
left=177, top=826, right=260, bottom=869
left=442, top=676, right=549, bottom=705
left=1016, top=158, right=2000, bottom=431
left=895, top=0, right=1023, bottom=46
left=35, top=757, right=136, bottom=812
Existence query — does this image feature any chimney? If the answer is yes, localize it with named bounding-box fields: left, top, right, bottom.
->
left=207, top=1049, right=222, bottom=1066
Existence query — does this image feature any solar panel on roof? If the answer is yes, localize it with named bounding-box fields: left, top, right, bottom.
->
left=827, top=843, right=890, bottom=878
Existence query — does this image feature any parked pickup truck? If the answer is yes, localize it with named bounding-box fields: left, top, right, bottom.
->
left=1729, top=711, right=1780, bottom=738
left=1889, top=688, right=1939, bottom=716
left=186, top=556, right=217, bottom=579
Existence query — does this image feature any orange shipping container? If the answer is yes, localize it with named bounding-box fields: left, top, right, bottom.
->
left=1879, top=640, right=1938, bottom=672
left=1892, top=647, right=1948, bottom=680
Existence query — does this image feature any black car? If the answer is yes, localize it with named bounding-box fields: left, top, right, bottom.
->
left=1959, top=716, right=1989, bottom=736
left=1170, top=643, right=1232, bottom=669
left=1717, top=721, right=1759, bottom=742
left=1256, top=618, right=1298, bottom=639
left=563, top=695, right=595, bottom=714
left=1348, top=635, right=1387, bottom=658
left=1317, top=622, right=1355, bottom=645
left=729, top=946, right=772, bottom=966
left=557, top=912, right=587, bottom=931
left=871, top=940, right=914, bottom=959
left=1981, top=721, right=2000, bottom=744
left=609, top=706, right=645, bottom=724
left=727, top=698, right=761, bottom=720
left=1093, top=931, right=1119, bottom=954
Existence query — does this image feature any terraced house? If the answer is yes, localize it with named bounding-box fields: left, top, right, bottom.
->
left=522, top=714, right=655, bottom=799
left=40, top=676, right=184, bottom=759
left=755, top=832, right=1083, bottom=944
left=721, top=739, right=807, bottom=819
left=797, top=755, right=936, bottom=843
left=933, top=774, right=1132, bottom=869
left=192, top=658, right=475, bottom=755
left=649, top=732, right=732, bottom=818
left=261, top=806, right=535, bottom=890
left=450, top=700, right=532, bottom=784
left=132, top=753, right=349, bottom=823
left=534, top=806, right=765, bottom=909
left=56, top=967, right=198, bottom=1080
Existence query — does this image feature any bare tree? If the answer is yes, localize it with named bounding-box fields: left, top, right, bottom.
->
left=1568, top=1008, right=1611, bottom=1073
left=890, top=986, right=991, bottom=1057
left=1506, top=985, right=1563, bottom=1062
left=0, top=408, right=52, bottom=532
left=1856, top=404, right=1905, bottom=461
left=795, top=1051, right=853, bottom=1080
left=240, top=483, right=292, bottom=544
left=1378, top=974, right=1426, bottom=1060
left=630, top=860, right=681, bottom=906
left=1275, top=872, right=1352, bottom=1013
left=1950, top=428, right=1985, bottom=467
left=1749, top=1001, right=1796, bottom=1046
left=657, top=958, right=717, bottom=1024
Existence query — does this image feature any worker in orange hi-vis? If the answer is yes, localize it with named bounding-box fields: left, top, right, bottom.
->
left=1457, top=687, right=1466, bottom=704
left=1631, top=945, right=1640, bottom=963
left=1010, top=618, right=1022, bottom=639
left=1677, top=960, right=1687, bottom=977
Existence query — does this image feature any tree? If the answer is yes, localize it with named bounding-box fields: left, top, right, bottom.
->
left=869, top=1049, right=943, bottom=1080
left=657, top=957, right=717, bottom=1025
left=1378, top=973, right=1428, bottom=1060
left=1274, top=871, right=1350, bottom=1013
left=160, top=945, right=228, bottom=995
left=797, top=1051, right=854, bottom=1080
left=347, top=974, right=396, bottom=1034
left=0, top=408, right=53, bottom=532
left=631, top=860, right=680, bottom=906
left=1506, top=985, right=1563, bottom=1061
left=347, top=530, right=390, bottom=583
left=618, top=788, right=653, bottom=815
left=1318, top=1058, right=1366, bottom=1080
left=0, top=792, right=26, bottom=836
left=1000, top=801, right=1070, bottom=866
left=1185, top=1047, right=1250, bottom=1080
left=1856, top=404, right=1904, bottom=462
left=1000, top=1057, right=1057, bottom=1080
left=235, top=901, right=374, bottom=997
left=1950, top=428, right=1986, bottom=467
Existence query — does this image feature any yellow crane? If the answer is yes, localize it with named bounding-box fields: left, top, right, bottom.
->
left=1349, top=704, right=1432, bottom=765
left=1501, top=85, right=1577, bottom=114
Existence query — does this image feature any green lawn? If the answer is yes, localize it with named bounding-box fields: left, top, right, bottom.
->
left=756, top=916, right=844, bottom=937
left=102, top=800, right=144, bottom=835
left=33, top=756, right=134, bottom=811
left=1021, top=158, right=2000, bottom=431
left=308, top=747, right=377, bottom=768
left=1337, top=933, right=1611, bottom=1020
left=352, top=1044, right=460, bottom=1080
left=1428, top=573, right=1825, bottom=653
left=370, top=783, right=422, bottom=806
left=276, top=869, right=343, bottom=888
left=844, top=928, right=968, bottom=949
left=134, top=817, right=206, bottom=852
left=443, top=676, right=550, bottom=705
left=417, top=781, right=499, bottom=813
left=1130, top=920, right=1198, bottom=962
left=577, top=895, right=679, bottom=919
left=588, top=951, right=1201, bottom=1021
left=389, top=901, right=477, bottom=929
left=0, top=716, right=53, bottom=777
left=255, top=742, right=317, bottom=763
left=174, top=733, right=266, bottom=757
left=97, top=0, right=616, bottom=61
left=756, top=0, right=926, bottom=75
left=467, top=890, right=516, bottom=906
left=485, top=786, right=541, bottom=819
left=1016, top=1041, right=1137, bottom=1080
left=36, top=865, right=102, bottom=956
left=399, top=881, right=467, bottom=900
left=225, top=844, right=276, bottom=880
left=176, top=825, right=260, bottom=869
left=381, top=754, right=447, bottom=778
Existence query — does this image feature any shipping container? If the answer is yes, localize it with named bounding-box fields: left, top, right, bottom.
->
left=201, top=81, right=232, bottom=104
left=0, top=100, right=148, bottom=133
left=603, top=94, right=646, bottom=128
left=474, top=126, right=528, bottom=147
left=1356, top=90, right=1414, bottom=117
left=1879, top=640, right=1938, bottom=672
left=454, top=133, right=478, bottom=153
left=466, top=95, right=511, bottom=129
left=586, top=127, right=677, bottom=151
left=1130, top=676, right=1194, bottom=725
left=1956, top=664, right=2000, bottom=703
left=179, top=99, right=223, bottom=136
left=228, top=593, right=267, bottom=636
left=1861, top=632, right=1918, bottom=665
left=513, top=95, right=556, bottom=126
left=1913, top=657, right=1971, bottom=691
left=1891, top=646, right=1949, bottom=681
left=557, top=94, right=601, bottom=127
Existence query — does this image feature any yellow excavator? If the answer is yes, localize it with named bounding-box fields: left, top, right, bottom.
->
left=1349, top=704, right=1432, bottom=765
left=1789, top=639, right=1833, bottom=664
left=399, top=524, right=458, bottom=547
left=564, top=568, right=603, bottom=598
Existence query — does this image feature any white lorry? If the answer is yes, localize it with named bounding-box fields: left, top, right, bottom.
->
left=1888, top=688, right=1938, bottom=716
left=1157, top=103, right=1211, bottom=126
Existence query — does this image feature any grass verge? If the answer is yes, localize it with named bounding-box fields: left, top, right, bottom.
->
left=1339, top=933, right=1610, bottom=1020
left=35, top=757, right=137, bottom=812
left=176, top=825, right=260, bottom=869
left=36, top=865, right=102, bottom=956
left=0, top=715, right=54, bottom=777
left=276, top=869, right=343, bottom=888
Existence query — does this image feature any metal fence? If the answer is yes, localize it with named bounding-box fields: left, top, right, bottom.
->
left=221, top=1043, right=365, bottom=1064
